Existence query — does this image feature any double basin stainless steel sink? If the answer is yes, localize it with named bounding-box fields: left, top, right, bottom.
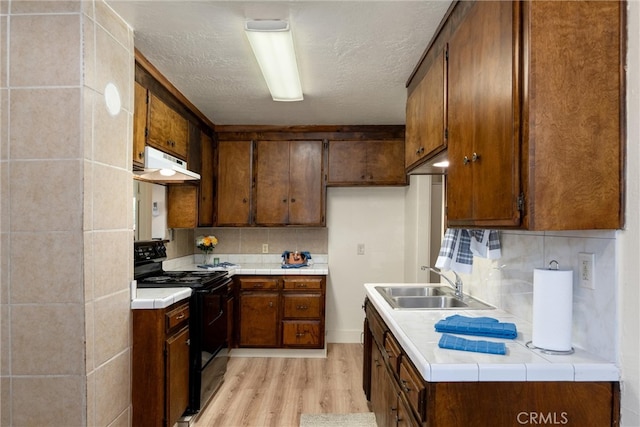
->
left=375, top=285, right=494, bottom=310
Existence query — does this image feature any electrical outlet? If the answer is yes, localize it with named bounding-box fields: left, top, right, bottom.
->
left=357, top=243, right=365, bottom=255
left=262, top=243, right=269, bottom=253
left=578, top=252, right=595, bottom=289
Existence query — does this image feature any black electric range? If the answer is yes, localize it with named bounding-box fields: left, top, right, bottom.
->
left=134, top=240, right=228, bottom=288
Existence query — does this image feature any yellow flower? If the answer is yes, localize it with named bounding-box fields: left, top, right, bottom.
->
left=196, top=235, right=218, bottom=252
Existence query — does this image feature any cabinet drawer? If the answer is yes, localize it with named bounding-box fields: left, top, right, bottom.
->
left=384, top=333, right=401, bottom=375
left=239, top=277, right=279, bottom=290
left=399, top=358, right=426, bottom=422
left=282, top=321, right=321, bottom=347
left=283, top=294, right=322, bottom=318
left=283, top=277, right=323, bottom=290
left=166, top=302, right=190, bottom=332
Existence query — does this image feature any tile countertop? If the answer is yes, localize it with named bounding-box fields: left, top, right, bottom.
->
left=131, top=255, right=328, bottom=310
left=131, top=287, right=192, bottom=309
left=364, top=283, right=619, bottom=383
left=163, top=253, right=329, bottom=276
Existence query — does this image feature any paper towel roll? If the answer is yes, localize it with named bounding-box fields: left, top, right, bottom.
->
left=532, top=267, right=573, bottom=352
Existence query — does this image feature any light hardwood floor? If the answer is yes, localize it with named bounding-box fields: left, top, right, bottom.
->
left=192, top=343, right=371, bottom=427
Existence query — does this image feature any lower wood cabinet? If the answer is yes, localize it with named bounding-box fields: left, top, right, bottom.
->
left=235, top=275, right=326, bottom=349
left=363, top=299, right=620, bottom=427
left=133, top=300, right=190, bottom=427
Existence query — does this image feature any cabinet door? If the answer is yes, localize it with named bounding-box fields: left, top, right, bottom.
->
left=166, top=326, right=190, bottom=427
left=147, top=93, right=189, bottom=160
left=405, top=48, right=447, bottom=170
left=447, top=1, right=520, bottom=227
left=282, top=321, right=321, bottom=347
left=217, top=140, right=253, bottom=225
left=133, top=82, right=147, bottom=166
left=255, top=140, right=290, bottom=224
left=167, top=185, right=198, bottom=229
left=328, top=140, right=406, bottom=186
left=255, top=140, right=324, bottom=226
left=366, top=139, right=406, bottom=185
left=239, top=292, right=279, bottom=347
left=288, top=140, right=324, bottom=225
left=198, top=132, right=214, bottom=226
left=370, top=341, right=396, bottom=427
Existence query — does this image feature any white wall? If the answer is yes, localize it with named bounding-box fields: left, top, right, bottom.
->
left=403, top=175, right=432, bottom=282
left=619, top=1, right=640, bottom=424
left=326, top=187, right=406, bottom=342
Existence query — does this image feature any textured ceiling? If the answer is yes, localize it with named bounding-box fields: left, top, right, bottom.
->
left=106, top=1, right=452, bottom=126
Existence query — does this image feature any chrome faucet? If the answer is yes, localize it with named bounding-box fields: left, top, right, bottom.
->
left=421, top=266, right=464, bottom=298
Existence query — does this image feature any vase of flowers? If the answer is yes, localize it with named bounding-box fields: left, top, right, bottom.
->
left=196, top=235, right=218, bottom=265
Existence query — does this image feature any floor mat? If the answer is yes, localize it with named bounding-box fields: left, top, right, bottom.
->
left=299, top=412, right=377, bottom=427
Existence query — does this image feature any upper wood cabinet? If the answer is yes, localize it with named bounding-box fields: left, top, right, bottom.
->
left=328, top=139, right=406, bottom=186
left=198, top=132, right=215, bottom=226
left=133, top=82, right=148, bottom=166
left=216, top=140, right=253, bottom=226
left=408, top=0, right=624, bottom=230
left=147, top=93, right=189, bottom=160
left=167, top=185, right=198, bottom=229
left=405, top=47, right=447, bottom=172
left=255, top=140, right=325, bottom=226
left=447, top=0, right=519, bottom=227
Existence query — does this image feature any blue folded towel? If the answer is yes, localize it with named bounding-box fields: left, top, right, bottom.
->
left=434, top=315, right=518, bottom=339
left=281, top=263, right=308, bottom=269
left=438, top=333, right=507, bottom=355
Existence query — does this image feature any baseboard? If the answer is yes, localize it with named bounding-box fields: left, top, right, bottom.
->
left=229, top=346, right=328, bottom=358
left=326, top=329, right=364, bottom=344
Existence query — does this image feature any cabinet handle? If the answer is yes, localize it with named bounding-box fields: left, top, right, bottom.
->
left=296, top=305, right=308, bottom=310
left=296, top=332, right=307, bottom=337
left=176, top=313, right=185, bottom=320
left=253, top=283, right=264, bottom=288
left=296, top=283, right=307, bottom=288
left=472, top=152, right=480, bottom=162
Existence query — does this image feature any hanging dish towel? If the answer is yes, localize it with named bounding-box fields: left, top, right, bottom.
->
left=438, top=333, right=507, bottom=355
left=435, top=229, right=501, bottom=274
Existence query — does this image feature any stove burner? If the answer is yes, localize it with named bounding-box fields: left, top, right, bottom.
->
left=143, top=276, right=173, bottom=282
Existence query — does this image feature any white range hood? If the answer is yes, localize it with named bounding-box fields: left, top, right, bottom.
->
left=134, top=146, right=200, bottom=183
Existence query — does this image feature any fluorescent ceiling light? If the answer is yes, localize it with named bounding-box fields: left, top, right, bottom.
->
left=245, top=19, right=303, bottom=102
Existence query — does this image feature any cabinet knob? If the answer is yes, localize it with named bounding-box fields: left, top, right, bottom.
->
left=242, top=198, right=248, bottom=203
left=291, top=198, right=296, bottom=203
left=138, top=151, right=144, bottom=159
left=268, top=301, right=274, bottom=307
left=463, top=156, right=470, bottom=165
left=186, top=339, right=190, bottom=346
left=472, top=152, right=480, bottom=162
left=282, top=199, right=288, bottom=203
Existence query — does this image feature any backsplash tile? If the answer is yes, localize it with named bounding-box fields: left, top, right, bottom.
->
left=191, top=227, right=329, bottom=256
left=464, top=230, right=618, bottom=362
